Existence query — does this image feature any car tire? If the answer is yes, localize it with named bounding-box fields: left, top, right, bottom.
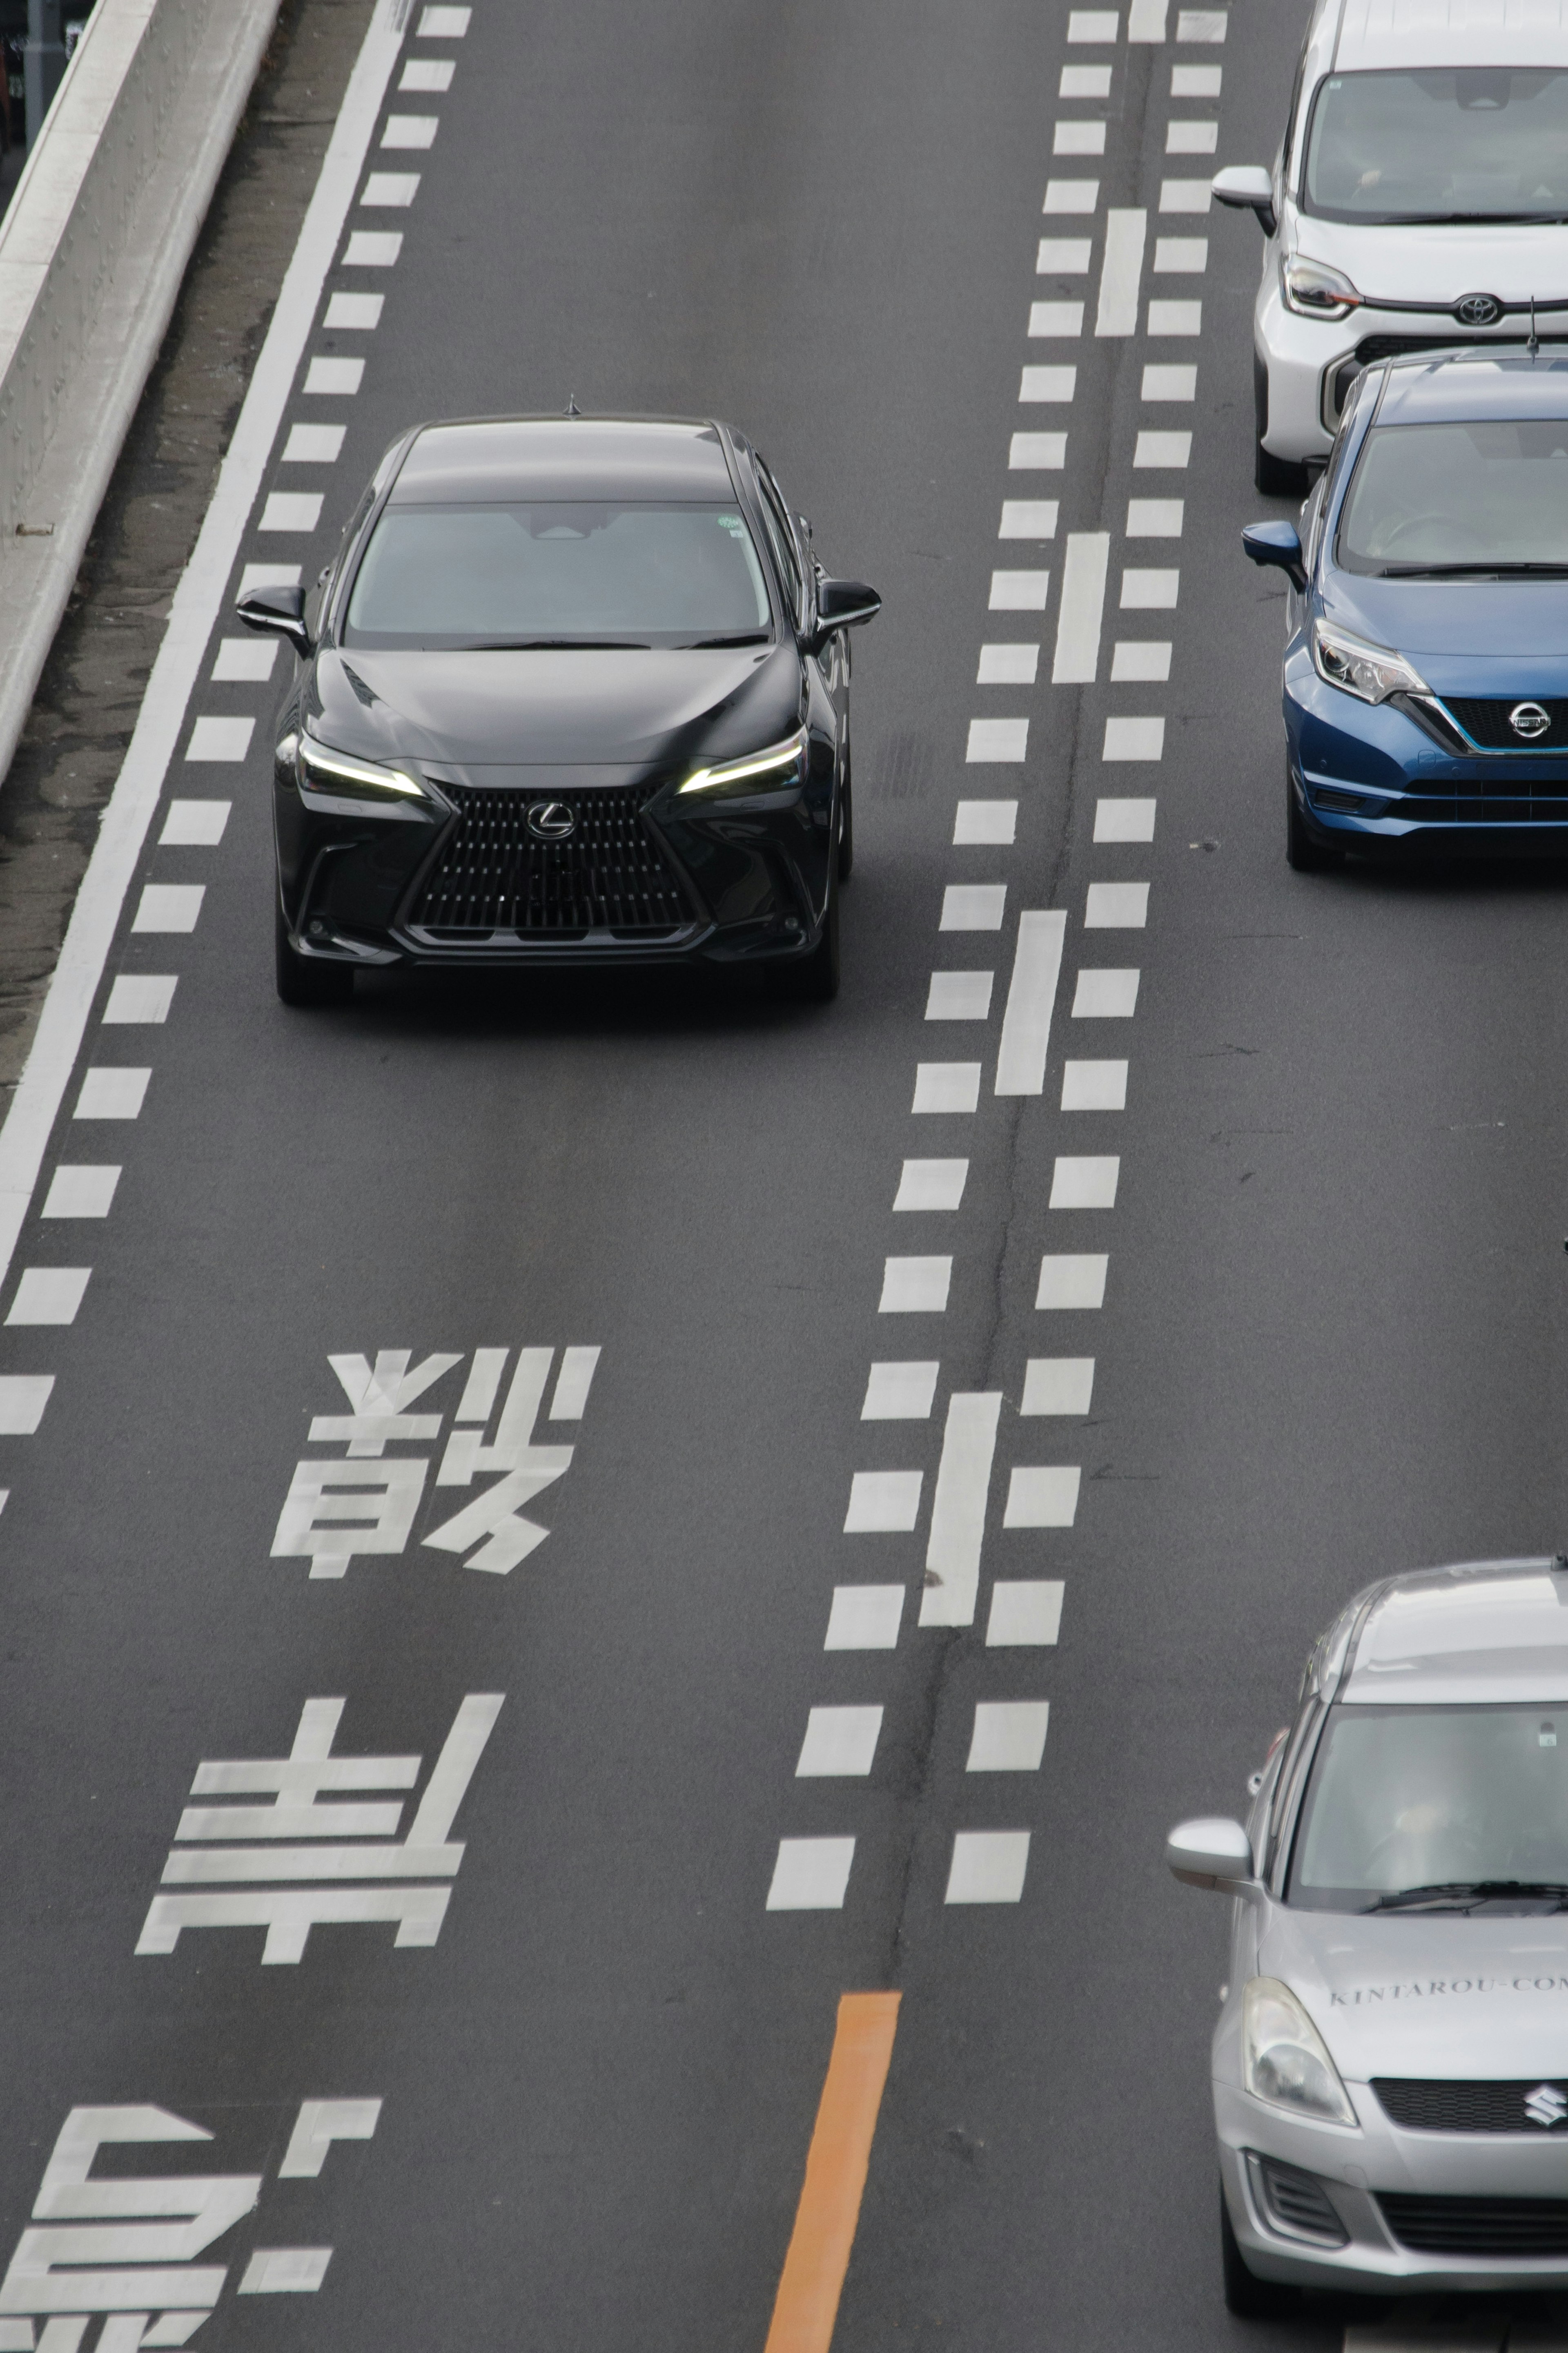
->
left=1254, top=355, right=1311, bottom=497
left=1221, top=2190, right=1298, bottom=2320
left=1286, top=762, right=1343, bottom=872
left=780, top=869, right=840, bottom=1002
left=837, top=751, right=854, bottom=883
left=276, top=901, right=354, bottom=1006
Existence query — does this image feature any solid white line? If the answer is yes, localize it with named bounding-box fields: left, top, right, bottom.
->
left=920, top=1392, right=1002, bottom=1629
left=0, top=1, right=408, bottom=1293
left=1052, top=533, right=1111, bottom=682
left=1094, top=209, right=1147, bottom=335
left=995, top=911, right=1067, bottom=1096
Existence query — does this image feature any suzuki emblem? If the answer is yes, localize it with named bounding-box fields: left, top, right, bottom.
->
left=526, top=799, right=577, bottom=840
left=1510, top=702, right=1552, bottom=741
left=1525, top=2083, right=1568, bottom=2128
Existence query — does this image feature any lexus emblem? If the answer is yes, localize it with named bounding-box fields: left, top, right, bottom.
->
left=1510, top=701, right=1552, bottom=741
left=526, top=799, right=576, bottom=840
left=1454, top=291, right=1503, bottom=328
left=1525, top=2083, right=1568, bottom=2128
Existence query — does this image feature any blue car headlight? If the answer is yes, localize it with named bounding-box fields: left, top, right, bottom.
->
left=1311, top=618, right=1429, bottom=706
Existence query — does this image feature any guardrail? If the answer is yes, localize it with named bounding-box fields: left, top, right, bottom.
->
left=0, top=0, right=281, bottom=787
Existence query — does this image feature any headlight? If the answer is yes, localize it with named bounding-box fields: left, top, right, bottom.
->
left=1282, top=253, right=1361, bottom=320
left=1311, top=618, right=1429, bottom=704
left=678, top=726, right=806, bottom=798
left=1243, top=1978, right=1358, bottom=2127
left=296, top=735, right=426, bottom=801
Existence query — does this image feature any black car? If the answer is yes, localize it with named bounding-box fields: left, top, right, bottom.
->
left=237, top=414, right=880, bottom=1005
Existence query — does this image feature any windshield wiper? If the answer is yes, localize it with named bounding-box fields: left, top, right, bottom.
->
left=1387, top=212, right=1568, bottom=226
left=1374, top=561, right=1568, bottom=579
left=1365, top=1879, right=1568, bottom=1914
left=461, top=638, right=653, bottom=651
left=678, top=631, right=771, bottom=648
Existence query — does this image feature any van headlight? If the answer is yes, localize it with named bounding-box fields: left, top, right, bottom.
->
left=1311, top=618, right=1429, bottom=705
left=1243, top=1978, right=1358, bottom=2127
left=1282, top=254, right=1361, bottom=320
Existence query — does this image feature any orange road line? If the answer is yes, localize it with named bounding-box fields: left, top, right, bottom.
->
left=764, top=1990, right=902, bottom=2353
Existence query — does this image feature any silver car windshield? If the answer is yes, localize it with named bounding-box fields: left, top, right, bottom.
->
left=1337, top=419, right=1568, bottom=574
left=1303, top=68, right=1568, bottom=223
left=343, top=501, right=773, bottom=649
left=1290, top=1702, right=1568, bottom=1912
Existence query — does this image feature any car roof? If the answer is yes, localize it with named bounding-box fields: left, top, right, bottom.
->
left=1335, top=0, right=1568, bottom=73
left=1340, top=1557, right=1568, bottom=1702
left=390, top=416, right=739, bottom=505
left=1375, top=350, right=1568, bottom=424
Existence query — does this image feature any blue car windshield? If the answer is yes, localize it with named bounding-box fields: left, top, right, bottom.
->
left=1337, top=418, right=1568, bottom=572
left=344, top=502, right=773, bottom=648
left=1290, top=1702, right=1568, bottom=1911
left=1304, top=68, right=1568, bottom=222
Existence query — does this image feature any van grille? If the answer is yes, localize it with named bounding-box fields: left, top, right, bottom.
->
left=1378, top=2194, right=1568, bottom=2257
left=408, top=783, right=688, bottom=938
left=1374, top=2079, right=1568, bottom=2134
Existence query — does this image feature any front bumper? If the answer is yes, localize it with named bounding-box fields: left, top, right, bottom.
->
left=1283, top=649, right=1568, bottom=853
left=1218, top=2083, right=1568, bottom=2294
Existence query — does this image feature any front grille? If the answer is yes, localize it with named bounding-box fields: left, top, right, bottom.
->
left=1251, top=2155, right=1348, bottom=2246
left=1379, top=2193, right=1568, bottom=2257
left=408, top=783, right=689, bottom=937
left=1396, top=796, right=1568, bottom=824
left=1442, top=698, right=1568, bottom=752
left=1375, top=2079, right=1568, bottom=2134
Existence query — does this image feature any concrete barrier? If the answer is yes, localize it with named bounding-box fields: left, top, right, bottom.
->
left=0, top=0, right=281, bottom=787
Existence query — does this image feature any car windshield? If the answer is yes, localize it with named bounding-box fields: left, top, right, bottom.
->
left=1303, top=68, right=1568, bottom=222
left=1336, top=417, right=1568, bottom=572
left=1290, top=1702, right=1568, bottom=1911
left=343, top=501, right=773, bottom=648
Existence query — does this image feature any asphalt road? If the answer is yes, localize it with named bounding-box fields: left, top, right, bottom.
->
left=3, top=2, right=1567, bottom=2350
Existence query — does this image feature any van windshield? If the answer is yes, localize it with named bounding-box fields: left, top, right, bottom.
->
left=1290, top=1703, right=1568, bottom=1912
left=1303, top=68, right=1568, bottom=223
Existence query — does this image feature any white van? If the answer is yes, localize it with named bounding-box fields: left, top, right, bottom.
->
left=1212, top=0, right=1568, bottom=492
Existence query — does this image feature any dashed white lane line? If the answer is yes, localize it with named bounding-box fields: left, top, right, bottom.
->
left=966, top=719, right=1028, bottom=763
left=1102, top=715, right=1165, bottom=761
left=766, top=1838, right=855, bottom=1911
left=362, top=170, right=420, bottom=205
left=1022, top=1356, right=1095, bottom=1413
left=7, top=1269, right=91, bottom=1326
left=1049, top=1155, right=1120, bottom=1209
left=1159, top=177, right=1211, bottom=212
left=1165, top=118, right=1217, bottom=152
left=284, top=420, right=350, bottom=460
left=239, top=561, right=301, bottom=596
left=304, top=356, right=366, bottom=393
left=999, top=499, right=1058, bottom=538
left=1142, top=362, right=1196, bottom=400
left=1060, top=62, right=1111, bottom=94
left=825, top=1585, right=906, bottom=1648
left=920, top=1392, right=1003, bottom=1628
left=1062, top=1059, right=1128, bottom=1110
left=978, top=644, right=1039, bottom=685
left=1085, top=880, right=1150, bottom=926
left=1044, top=177, right=1099, bottom=214
left=1067, top=9, right=1118, bottom=40
left=381, top=114, right=439, bottom=148
left=187, top=716, right=253, bottom=761
left=1052, top=532, right=1109, bottom=682
left=74, top=1069, right=150, bottom=1120
left=1111, top=640, right=1171, bottom=680
left=132, top=886, right=205, bottom=935
left=861, top=1363, right=940, bottom=1420
left=987, top=1580, right=1065, bottom=1646
left=1003, top=1465, right=1081, bottom=1526
left=0, top=1375, right=53, bottom=1431
left=1149, top=297, right=1203, bottom=336
left=1020, top=364, right=1076, bottom=400
left=159, top=801, right=230, bottom=847
left=878, top=1256, right=952, bottom=1312
left=1072, top=967, right=1140, bottom=1017
left=212, top=637, right=277, bottom=682
left=41, top=1166, right=120, bottom=1219
left=343, top=229, right=403, bottom=264
left=1172, top=61, right=1221, bottom=91
left=892, top=1160, right=967, bottom=1216
left=1036, top=239, right=1091, bottom=275
left=1095, top=797, right=1156, bottom=842
left=954, top=801, right=1017, bottom=845
left=1028, top=302, right=1083, bottom=339
left=1054, top=120, right=1106, bottom=156
left=941, top=884, right=1008, bottom=930
left=945, top=1830, right=1031, bottom=1904
left=1134, top=429, right=1191, bottom=466
left=102, top=976, right=176, bottom=1025
left=1036, top=1253, right=1108, bottom=1308
left=261, top=492, right=325, bottom=531
left=995, top=910, right=1068, bottom=1097
left=1126, top=497, right=1183, bottom=535
left=399, top=56, right=454, bottom=90
left=1129, top=0, right=1170, bottom=34
left=1153, top=236, right=1207, bottom=271
left=1178, top=7, right=1228, bottom=37
left=913, top=1064, right=981, bottom=1114
left=989, top=570, right=1050, bottom=611
left=1121, top=567, right=1179, bottom=608
left=796, top=1707, right=884, bottom=1777
left=1094, top=209, right=1147, bottom=336
left=418, top=2, right=471, bottom=29
left=1009, top=433, right=1067, bottom=473
left=925, top=973, right=993, bottom=1020
left=845, top=1472, right=923, bottom=1532
left=967, top=1702, right=1051, bottom=1771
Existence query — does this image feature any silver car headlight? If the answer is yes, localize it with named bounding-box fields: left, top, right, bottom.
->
left=1282, top=253, right=1361, bottom=320
left=1243, top=1978, right=1358, bottom=2127
left=296, top=735, right=427, bottom=802
left=678, top=726, right=806, bottom=798
left=1311, top=618, right=1429, bottom=705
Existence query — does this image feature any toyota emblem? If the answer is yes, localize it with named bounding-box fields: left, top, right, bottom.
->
left=526, top=799, right=577, bottom=840
left=1526, top=2083, right=1568, bottom=2128
left=1510, top=701, right=1552, bottom=741
left=1454, top=292, right=1503, bottom=328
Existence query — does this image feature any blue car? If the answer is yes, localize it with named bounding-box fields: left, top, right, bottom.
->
left=1244, top=349, right=1568, bottom=869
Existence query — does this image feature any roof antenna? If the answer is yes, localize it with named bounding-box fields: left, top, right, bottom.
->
left=565, top=393, right=581, bottom=417
left=1529, top=296, right=1540, bottom=359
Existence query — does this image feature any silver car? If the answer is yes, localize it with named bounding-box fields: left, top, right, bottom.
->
left=1169, top=1557, right=1568, bottom=2311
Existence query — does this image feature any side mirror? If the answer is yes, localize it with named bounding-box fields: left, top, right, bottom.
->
left=809, top=576, right=881, bottom=651
left=236, top=582, right=312, bottom=660
left=1242, top=519, right=1307, bottom=591
left=1212, top=165, right=1277, bottom=239
left=1166, top=1816, right=1262, bottom=1896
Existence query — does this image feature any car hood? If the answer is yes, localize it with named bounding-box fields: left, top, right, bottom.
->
left=1288, top=213, right=1568, bottom=309
left=1319, top=572, right=1568, bottom=695
left=303, top=640, right=800, bottom=772
left=1260, top=1905, right=1568, bottom=2079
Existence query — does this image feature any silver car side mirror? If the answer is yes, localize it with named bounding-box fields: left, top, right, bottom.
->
left=1211, top=165, right=1277, bottom=239
left=1166, top=1815, right=1263, bottom=1900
